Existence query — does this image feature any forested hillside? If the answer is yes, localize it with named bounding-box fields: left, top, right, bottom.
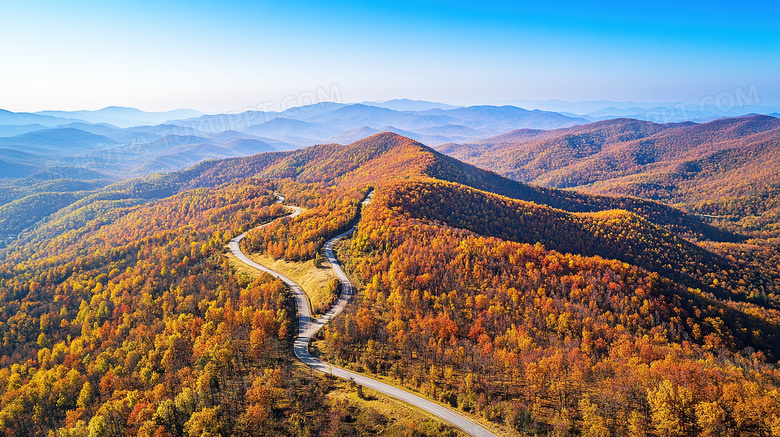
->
left=327, top=184, right=780, bottom=435
left=1, top=131, right=779, bottom=435
left=435, top=115, right=780, bottom=237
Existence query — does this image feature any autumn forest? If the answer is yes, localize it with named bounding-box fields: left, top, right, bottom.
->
left=1, top=122, right=780, bottom=437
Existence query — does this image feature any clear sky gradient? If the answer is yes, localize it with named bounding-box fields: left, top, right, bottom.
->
left=1, top=0, right=778, bottom=112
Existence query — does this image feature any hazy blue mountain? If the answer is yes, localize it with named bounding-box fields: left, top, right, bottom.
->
left=0, top=128, right=118, bottom=152
left=586, top=106, right=658, bottom=118
left=127, top=137, right=279, bottom=175
left=0, top=148, right=43, bottom=166
left=302, top=104, right=585, bottom=141
left=379, top=127, right=451, bottom=145
left=0, top=124, right=47, bottom=137
left=242, top=118, right=341, bottom=148
left=35, top=106, right=203, bottom=128
left=504, top=99, right=670, bottom=114
left=134, top=135, right=218, bottom=159
left=302, top=104, right=426, bottom=128
left=327, top=126, right=380, bottom=144
left=244, top=117, right=339, bottom=137
left=166, top=103, right=346, bottom=133
left=583, top=106, right=725, bottom=123
left=52, top=122, right=123, bottom=137
left=436, top=128, right=551, bottom=158
left=414, top=124, right=489, bottom=142
left=466, top=127, right=551, bottom=144
left=362, top=99, right=461, bottom=111
left=165, top=110, right=283, bottom=134
left=327, top=125, right=451, bottom=145
left=0, top=109, right=82, bottom=127
left=279, top=102, right=347, bottom=118
left=0, top=121, right=290, bottom=180
left=420, top=105, right=587, bottom=132
left=0, top=159, right=38, bottom=179
left=91, top=124, right=209, bottom=144
left=26, top=166, right=111, bottom=181
left=0, top=148, right=81, bottom=179
left=220, top=138, right=281, bottom=154
left=301, top=104, right=462, bottom=131
left=500, top=100, right=780, bottom=121
left=166, top=103, right=588, bottom=147
left=771, top=113, right=780, bottom=118
left=211, top=130, right=294, bottom=150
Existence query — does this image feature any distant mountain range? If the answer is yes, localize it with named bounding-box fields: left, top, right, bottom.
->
left=0, top=123, right=282, bottom=180
left=0, top=109, right=84, bottom=127
left=1, top=101, right=777, bottom=181
left=34, top=106, right=204, bottom=128
left=171, top=102, right=588, bottom=149
left=0, top=103, right=592, bottom=179
left=489, top=99, right=780, bottom=122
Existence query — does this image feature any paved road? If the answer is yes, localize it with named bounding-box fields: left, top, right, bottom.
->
left=229, top=192, right=496, bottom=437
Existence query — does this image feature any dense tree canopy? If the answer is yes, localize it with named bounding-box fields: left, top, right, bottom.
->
left=323, top=183, right=780, bottom=435
left=1, top=129, right=779, bottom=436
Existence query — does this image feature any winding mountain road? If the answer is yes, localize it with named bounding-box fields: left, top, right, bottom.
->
left=229, top=192, right=496, bottom=437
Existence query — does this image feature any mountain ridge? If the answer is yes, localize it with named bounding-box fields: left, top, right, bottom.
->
left=2, top=130, right=780, bottom=436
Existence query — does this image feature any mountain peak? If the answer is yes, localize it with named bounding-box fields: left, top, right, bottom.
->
left=355, top=130, right=414, bottom=143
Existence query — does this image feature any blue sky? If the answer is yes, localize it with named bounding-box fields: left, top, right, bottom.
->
left=1, top=0, right=778, bottom=112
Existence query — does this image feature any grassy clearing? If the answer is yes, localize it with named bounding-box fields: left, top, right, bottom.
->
left=289, top=359, right=465, bottom=436
left=312, top=338, right=510, bottom=437
left=323, top=376, right=467, bottom=437
left=225, top=251, right=338, bottom=316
